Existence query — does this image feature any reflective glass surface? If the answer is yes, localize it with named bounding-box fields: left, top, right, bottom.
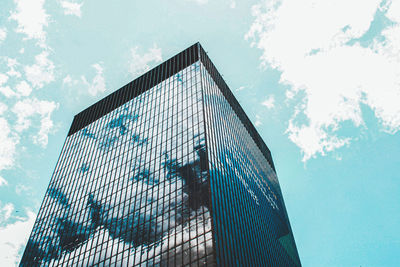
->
left=21, top=44, right=300, bottom=267
left=20, top=62, right=215, bottom=266
left=201, top=63, right=301, bottom=266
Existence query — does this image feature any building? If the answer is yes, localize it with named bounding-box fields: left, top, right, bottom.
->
left=20, top=43, right=301, bottom=266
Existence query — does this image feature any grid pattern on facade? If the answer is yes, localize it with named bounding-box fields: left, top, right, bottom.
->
left=201, top=62, right=301, bottom=266
left=21, top=61, right=215, bottom=266
left=198, top=45, right=275, bottom=172
left=68, top=44, right=199, bottom=136
left=20, top=43, right=301, bottom=267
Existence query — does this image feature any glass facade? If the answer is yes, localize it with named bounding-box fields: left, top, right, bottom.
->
left=200, top=56, right=301, bottom=266
left=20, top=43, right=300, bottom=266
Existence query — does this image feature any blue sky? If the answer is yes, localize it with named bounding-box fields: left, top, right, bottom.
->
left=1, top=0, right=400, bottom=266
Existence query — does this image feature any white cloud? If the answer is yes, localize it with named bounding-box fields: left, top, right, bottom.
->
left=9, top=0, right=49, bottom=46
left=286, top=120, right=350, bottom=161
left=0, top=28, right=6, bottom=43
left=255, top=114, right=262, bottom=127
left=0, top=203, right=14, bottom=224
left=15, top=81, right=32, bottom=97
left=236, top=86, right=245, bottom=92
left=230, top=1, right=236, bottom=9
left=15, top=184, right=31, bottom=195
left=0, top=210, right=36, bottom=267
left=0, top=74, right=16, bottom=98
left=13, top=102, right=35, bottom=132
left=0, top=87, right=16, bottom=98
left=62, top=75, right=72, bottom=85
left=81, top=63, right=106, bottom=96
left=187, top=0, right=208, bottom=4
left=0, top=74, right=8, bottom=86
left=246, top=0, right=400, bottom=161
left=24, top=51, right=55, bottom=89
left=60, top=1, right=83, bottom=17
left=12, top=98, right=58, bottom=147
left=0, top=103, right=7, bottom=115
left=62, top=75, right=76, bottom=86
left=128, top=44, right=162, bottom=78
left=35, top=113, right=57, bottom=147
left=6, top=58, right=21, bottom=78
left=385, top=0, right=400, bottom=23
left=0, top=64, right=31, bottom=98
left=261, top=95, right=275, bottom=109
left=0, top=117, right=18, bottom=175
left=0, top=177, right=8, bottom=187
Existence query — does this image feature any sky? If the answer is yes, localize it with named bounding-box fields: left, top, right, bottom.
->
left=0, top=0, right=400, bottom=266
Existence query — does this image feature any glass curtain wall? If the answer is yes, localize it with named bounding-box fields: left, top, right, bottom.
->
left=20, top=61, right=215, bottom=267
left=20, top=43, right=300, bottom=267
left=201, top=61, right=301, bottom=267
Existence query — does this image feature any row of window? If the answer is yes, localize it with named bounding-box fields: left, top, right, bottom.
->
left=201, top=62, right=298, bottom=266
left=22, top=61, right=215, bottom=266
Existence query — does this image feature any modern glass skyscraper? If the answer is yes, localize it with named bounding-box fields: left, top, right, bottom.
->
left=20, top=43, right=301, bottom=266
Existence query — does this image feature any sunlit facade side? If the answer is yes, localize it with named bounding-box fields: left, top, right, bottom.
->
left=20, top=43, right=300, bottom=266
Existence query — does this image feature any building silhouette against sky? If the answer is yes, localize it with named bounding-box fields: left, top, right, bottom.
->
left=20, top=43, right=301, bottom=266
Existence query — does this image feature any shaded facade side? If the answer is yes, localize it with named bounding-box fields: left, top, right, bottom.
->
left=200, top=60, right=301, bottom=266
